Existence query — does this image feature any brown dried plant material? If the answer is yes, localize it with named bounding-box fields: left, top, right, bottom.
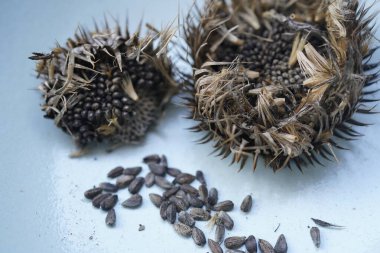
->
left=184, top=0, right=379, bottom=171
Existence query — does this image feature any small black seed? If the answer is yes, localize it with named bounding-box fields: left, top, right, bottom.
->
left=169, top=196, right=189, bottom=212
left=208, top=188, right=218, bottom=206
left=196, top=170, right=207, bottom=185
left=188, top=195, right=204, bottom=208
left=189, top=208, right=211, bottom=221
left=192, top=227, right=206, bottom=246
left=100, top=194, right=118, bottom=211
left=160, top=200, right=170, bottom=220
left=181, top=184, right=199, bottom=196
left=163, top=186, right=180, bottom=199
left=224, top=236, right=246, bottom=249
left=116, top=175, right=135, bottom=189
left=105, top=209, right=116, bottom=227
left=84, top=187, right=102, bottom=199
left=274, top=234, right=287, bottom=253
left=99, top=182, right=118, bottom=193
left=149, top=193, right=163, bottom=208
left=143, top=154, right=161, bottom=164
left=107, top=166, right=124, bottom=178
left=148, top=163, right=166, bottom=176
left=240, top=195, right=253, bottom=213
left=174, top=222, right=193, bottom=237
left=175, top=173, right=196, bottom=184
left=245, top=235, right=257, bottom=253
left=122, top=194, right=143, bottom=208
left=310, top=227, right=321, bottom=248
left=199, top=184, right=208, bottom=202
left=258, top=239, right=274, bottom=253
left=213, top=200, right=234, bottom=212
left=218, top=211, right=234, bottom=230
left=144, top=172, right=155, bottom=187
left=128, top=177, right=145, bottom=194
left=123, top=166, right=142, bottom=176
left=215, top=224, right=225, bottom=244
left=92, top=193, right=111, bottom=208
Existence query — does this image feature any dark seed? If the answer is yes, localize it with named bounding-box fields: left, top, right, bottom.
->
left=138, top=224, right=145, bottom=231
left=143, top=154, right=161, bottom=164
left=149, top=193, right=163, bottom=208
left=189, top=208, right=211, bottom=221
left=178, top=211, right=195, bottom=227
left=218, top=211, right=234, bottom=230
left=175, top=190, right=187, bottom=199
left=245, top=235, right=257, bottom=253
left=148, top=163, right=166, bottom=176
left=105, top=209, right=116, bottom=226
left=213, top=200, right=234, bottom=212
left=196, top=170, right=207, bottom=185
left=208, top=188, right=218, bottom=206
left=155, top=176, right=173, bottom=190
left=175, top=173, right=196, bottom=184
left=167, top=167, right=182, bottom=177
left=169, top=196, right=189, bottom=212
left=160, top=201, right=170, bottom=220
left=100, top=194, right=118, bottom=211
left=225, top=236, right=246, bottom=249
left=215, top=224, right=225, bottom=244
left=311, top=218, right=344, bottom=228
left=310, top=227, right=321, bottom=248
left=174, top=222, right=193, bottom=237
left=192, top=227, right=206, bottom=246
left=199, top=184, right=208, bottom=202
left=128, top=177, right=144, bottom=194
left=163, top=186, right=180, bottom=199
left=208, top=239, right=224, bottom=253
left=107, top=166, right=124, bottom=178
left=258, top=239, right=274, bottom=253
left=181, top=184, right=199, bottom=196
left=226, top=250, right=245, bottom=253
left=84, top=187, right=102, bottom=199
left=99, top=182, right=118, bottom=193
left=188, top=195, right=204, bottom=208
left=122, top=194, right=142, bottom=208
left=166, top=203, right=177, bottom=224
left=274, top=234, right=287, bottom=253
left=240, top=195, right=253, bottom=213
left=160, top=155, right=168, bottom=167
left=116, top=175, right=135, bottom=189
left=92, top=193, right=111, bottom=208
left=123, top=166, right=142, bottom=176
left=144, top=172, right=155, bottom=187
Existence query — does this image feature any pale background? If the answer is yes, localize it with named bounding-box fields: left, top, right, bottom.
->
left=0, top=0, right=379, bottom=252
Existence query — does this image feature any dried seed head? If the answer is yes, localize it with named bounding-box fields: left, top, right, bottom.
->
left=310, top=227, right=321, bottom=248
left=123, top=166, right=142, bottom=176
left=178, top=211, right=195, bottom=227
left=116, top=175, right=135, bottom=189
left=84, top=187, right=102, bottom=199
left=245, top=235, right=257, bottom=253
left=122, top=194, right=143, bottom=208
left=149, top=193, right=163, bottom=208
left=240, top=195, right=253, bottom=213
left=189, top=208, right=211, bottom=221
left=258, top=239, right=274, bottom=253
left=213, top=200, right=234, bottom=212
left=105, top=209, right=116, bottom=226
left=208, top=239, right=224, bottom=253
left=174, top=222, right=193, bottom=237
left=274, top=234, right=287, bottom=253
left=128, top=177, right=145, bottom=194
left=192, top=227, right=206, bottom=246
left=224, top=236, right=247, bottom=249
left=107, top=166, right=124, bottom=178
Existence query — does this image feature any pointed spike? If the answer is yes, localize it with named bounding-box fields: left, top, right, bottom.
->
left=362, top=88, right=380, bottom=95
left=346, top=118, right=372, bottom=126
left=333, top=130, right=356, bottom=141
left=310, top=151, right=324, bottom=166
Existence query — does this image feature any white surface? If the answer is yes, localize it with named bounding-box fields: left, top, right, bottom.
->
left=1, top=1, right=380, bottom=252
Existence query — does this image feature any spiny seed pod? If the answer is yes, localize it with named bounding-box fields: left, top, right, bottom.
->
left=30, top=18, right=177, bottom=154
left=184, top=0, right=379, bottom=171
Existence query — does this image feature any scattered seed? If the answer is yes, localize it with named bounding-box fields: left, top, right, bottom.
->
left=144, top=172, right=155, bottom=187
left=181, top=184, right=199, bottom=196
left=218, top=211, right=234, bottom=230
left=274, top=234, right=287, bottom=253
left=189, top=208, right=211, bottom=221
left=138, top=224, right=145, bottom=231
left=240, top=195, right=252, bottom=213
left=163, top=186, right=180, bottom=199
left=196, top=170, right=207, bottom=185
left=178, top=211, right=195, bottom=227
left=245, top=235, right=257, bottom=253
left=199, top=184, right=208, bottom=202
left=123, top=166, right=142, bottom=176
left=116, top=175, right=135, bottom=189
left=122, top=194, right=143, bottom=208
left=155, top=176, right=173, bottom=190
left=128, top=177, right=144, bottom=194
left=310, top=227, right=321, bottom=248
left=143, top=154, right=161, bottom=164
left=105, top=209, right=116, bottom=226
left=208, top=239, right=224, bottom=253
left=167, top=167, right=182, bottom=177
left=175, top=190, right=187, bottom=199
left=175, top=173, right=196, bottom=184
left=149, top=193, right=163, bottom=208
left=311, top=218, right=344, bottom=228
left=84, top=187, right=102, bottom=199
left=215, top=224, right=225, bottom=244
left=208, top=188, right=218, bottom=206
left=213, top=200, right=234, bottom=212
left=148, top=163, right=166, bottom=176
left=100, top=194, right=118, bottom=211
left=258, top=239, right=274, bottom=253
left=99, top=182, right=118, bottom=193
left=166, top=203, right=177, bottom=224
left=160, top=200, right=170, bottom=220
left=174, top=222, right=193, bottom=237
left=170, top=196, right=189, bottom=212
left=224, top=236, right=246, bottom=249
left=188, top=195, right=204, bottom=208
left=192, top=227, right=206, bottom=246
left=92, top=193, right=111, bottom=208
left=107, top=166, right=124, bottom=178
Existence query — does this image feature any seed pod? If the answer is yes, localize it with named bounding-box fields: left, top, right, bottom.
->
left=213, top=200, right=234, bottom=212
left=178, top=211, right=195, bottom=227
left=84, top=187, right=102, bottom=199
left=199, top=184, right=208, bottom=202
left=218, top=211, right=234, bottom=230
left=175, top=173, right=196, bottom=184
left=144, top=172, right=155, bottom=187
left=192, top=227, right=206, bottom=246
left=116, top=175, right=135, bottom=189
left=169, top=196, right=189, bottom=212
left=196, top=170, right=207, bottom=185
left=143, top=154, right=161, bottom=164
left=128, top=177, right=144, bottom=194
left=123, top=166, right=142, bottom=176
left=258, top=239, right=274, bottom=253
left=310, top=227, right=321, bottom=248
left=107, top=166, right=124, bottom=178
left=92, top=193, right=111, bottom=208
left=274, top=234, right=287, bottom=253
left=163, top=186, right=180, bottom=199
left=100, top=194, right=118, bottom=211
left=148, top=163, right=166, bottom=176
left=99, top=182, right=118, bottom=193
left=208, top=239, right=223, bottom=253
left=208, top=188, right=218, bottom=206
left=174, top=222, right=193, bottom=237
left=167, top=167, right=182, bottom=177
left=122, top=194, right=143, bottom=208
left=243, top=235, right=257, bottom=253
left=224, top=236, right=246, bottom=249
left=166, top=203, right=177, bottom=224
left=188, top=195, right=204, bottom=208
left=105, top=209, right=116, bottom=226
left=181, top=184, right=199, bottom=196
left=215, top=224, right=225, bottom=244
left=149, top=193, right=163, bottom=208
left=189, top=208, right=211, bottom=221
left=240, top=195, right=252, bottom=213
left=160, top=200, right=170, bottom=220
left=155, top=176, right=173, bottom=190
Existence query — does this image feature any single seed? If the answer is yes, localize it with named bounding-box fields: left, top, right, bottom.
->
left=208, top=188, right=218, bottom=206
left=163, top=186, right=180, bottom=199
left=105, top=209, right=116, bottom=226
left=274, top=234, right=287, bottom=253
left=195, top=170, right=207, bottom=185
left=218, top=211, right=234, bottom=230
left=215, top=224, right=225, bottom=244
left=116, top=175, right=135, bottom=189
left=122, top=194, right=143, bottom=208
left=100, top=194, right=118, bottom=211
left=123, top=166, right=142, bottom=176
left=175, top=190, right=187, bottom=199
left=178, top=211, right=195, bottom=227
left=240, top=195, right=253, bottom=213
left=181, top=184, right=199, bottom=196
left=138, top=224, right=145, bottom=231
left=226, top=250, right=245, bottom=253
left=149, top=193, right=163, bottom=208
left=160, top=155, right=168, bottom=167
left=175, top=173, right=196, bottom=184
left=224, top=236, right=246, bottom=249
left=189, top=208, right=211, bottom=221
left=199, top=184, right=208, bottom=202
left=188, top=195, right=204, bottom=208
left=311, top=218, right=344, bottom=228
left=310, top=227, right=321, bottom=248
left=166, top=203, right=177, bottom=224
left=107, top=166, right=124, bottom=178
left=84, top=187, right=102, bottom=199
left=148, top=163, right=166, bottom=176
left=128, top=177, right=144, bottom=194
left=213, top=200, right=234, bottom=212
left=169, top=196, right=189, bottom=212
left=167, top=167, right=182, bottom=177
left=258, top=239, right=274, bottom=253
left=155, top=176, right=173, bottom=190
left=92, top=193, right=111, bottom=208
left=208, top=239, right=224, bottom=253
left=99, top=182, right=118, bottom=193
left=192, top=227, right=206, bottom=246
left=245, top=235, right=257, bottom=253
left=160, top=201, right=170, bottom=220
left=144, top=172, right=155, bottom=187
left=174, top=222, right=193, bottom=237
left=143, top=154, right=161, bottom=164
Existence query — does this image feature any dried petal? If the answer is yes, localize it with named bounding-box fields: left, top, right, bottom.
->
left=196, top=170, right=207, bottom=185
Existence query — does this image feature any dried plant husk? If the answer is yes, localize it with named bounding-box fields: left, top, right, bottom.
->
left=30, top=18, right=178, bottom=152
left=183, top=0, right=379, bottom=171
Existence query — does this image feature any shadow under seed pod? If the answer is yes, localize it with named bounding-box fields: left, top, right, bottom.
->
left=196, top=170, right=207, bottom=185
left=208, top=188, right=218, bottom=206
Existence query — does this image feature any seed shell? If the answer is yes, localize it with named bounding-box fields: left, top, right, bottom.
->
left=84, top=187, right=102, bottom=199
left=128, top=177, right=144, bottom=194
left=148, top=163, right=166, bottom=176
left=99, top=182, right=118, bottom=193
left=155, top=176, right=173, bottom=190
left=92, top=193, right=111, bottom=208
left=310, top=227, right=321, bottom=248
left=174, top=222, right=193, bottom=237
left=224, top=236, right=247, bottom=249
left=149, top=193, right=163, bottom=208
left=122, top=194, right=143, bottom=208
left=274, top=234, right=287, bottom=253
left=107, top=166, right=124, bottom=178
left=240, top=195, right=253, bottom=213
left=123, top=166, right=142, bottom=176
left=116, top=175, right=135, bottom=189
left=105, top=209, right=116, bottom=226
left=208, top=188, right=218, bottom=206
left=196, top=170, right=207, bottom=185
left=178, top=211, right=195, bottom=227
left=208, top=239, right=224, bottom=253
left=175, top=173, right=196, bottom=184
left=192, top=227, right=206, bottom=246
left=213, top=200, right=234, bottom=212
left=100, top=194, right=118, bottom=211
left=258, top=239, right=274, bottom=253
left=245, top=235, right=257, bottom=253
left=144, top=172, right=155, bottom=187
left=189, top=208, right=211, bottom=221
left=215, top=224, right=225, bottom=244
